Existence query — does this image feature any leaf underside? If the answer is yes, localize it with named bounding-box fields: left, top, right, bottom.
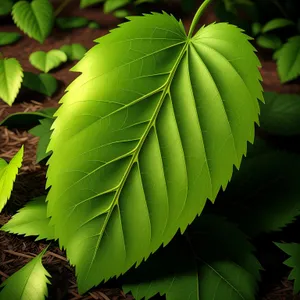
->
left=45, top=13, right=263, bottom=293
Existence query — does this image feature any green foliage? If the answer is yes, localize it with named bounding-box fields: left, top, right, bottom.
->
left=123, top=214, right=262, bottom=300
left=0, top=0, right=13, bottom=16
left=275, top=36, right=300, bottom=83
left=0, top=32, right=22, bottom=46
left=0, top=247, right=51, bottom=300
left=213, top=150, right=300, bottom=237
left=55, top=17, right=89, bottom=30
left=88, top=21, right=100, bottom=29
left=256, top=34, right=282, bottom=50
left=259, top=92, right=300, bottom=136
left=1, top=196, right=54, bottom=241
left=45, top=7, right=262, bottom=293
left=29, top=50, right=67, bottom=73
left=104, top=0, right=130, bottom=13
left=29, top=118, right=54, bottom=163
left=60, top=44, right=87, bottom=61
left=80, top=0, right=104, bottom=8
left=0, top=57, right=23, bottom=105
left=114, top=9, right=130, bottom=18
left=22, top=72, right=58, bottom=97
left=251, top=22, right=261, bottom=37
left=12, top=0, right=54, bottom=43
left=0, top=146, right=24, bottom=213
left=261, top=18, right=295, bottom=33
left=276, top=243, right=300, bottom=294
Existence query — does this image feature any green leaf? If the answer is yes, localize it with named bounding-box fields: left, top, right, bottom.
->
left=60, top=43, right=87, bottom=61
left=275, top=243, right=300, bottom=294
left=0, top=247, right=51, bottom=300
left=0, top=32, right=22, bottom=46
left=88, top=21, right=100, bottom=29
left=80, top=0, right=104, bottom=8
left=55, top=17, right=89, bottom=30
left=22, top=72, right=58, bottom=97
left=29, top=118, right=54, bottom=163
left=113, top=9, right=129, bottom=18
left=251, top=22, right=261, bottom=37
left=0, top=57, right=23, bottom=106
left=45, top=14, right=263, bottom=293
left=214, top=151, right=300, bottom=237
left=0, top=107, right=56, bottom=129
left=123, top=214, right=262, bottom=300
left=12, top=0, right=54, bottom=44
left=1, top=196, right=54, bottom=241
left=259, top=92, right=300, bottom=136
left=0, top=0, right=13, bottom=16
left=276, top=36, right=300, bottom=83
left=0, top=146, right=24, bottom=213
left=29, top=50, right=67, bottom=73
left=104, top=0, right=130, bottom=13
left=261, top=18, right=295, bottom=34
left=256, top=34, right=282, bottom=49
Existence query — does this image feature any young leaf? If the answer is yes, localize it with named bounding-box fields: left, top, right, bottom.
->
left=104, top=0, right=130, bottom=13
left=0, top=247, right=51, bottom=300
left=256, top=34, right=282, bottom=49
left=1, top=196, right=54, bottom=241
left=88, top=21, right=100, bottom=29
left=12, top=0, right=54, bottom=44
left=0, top=32, right=22, bottom=46
left=29, top=118, right=54, bottom=163
left=55, top=17, right=89, bottom=30
left=0, top=0, right=13, bottom=16
left=29, top=50, right=67, bottom=73
left=276, top=36, right=300, bottom=83
left=123, top=214, right=262, bottom=300
left=80, top=0, right=104, bottom=8
left=0, top=57, right=23, bottom=106
left=214, top=151, right=300, bottom=237
left=261, top=18, right=294, bottom=34
left=275, top=243, right=300, bottom=294
left=251, top=22, right=261, bottom=36
left=114, top=9, right=129, bottom=18
left=0, top=146, right=24, bottom=213
left=0, top=107, right=56, bottom=129
left=259, top=92, right=300, bottom=136
left=60, top=43, right=87, bottom=61
left=45, top=9, right=263, bottom=293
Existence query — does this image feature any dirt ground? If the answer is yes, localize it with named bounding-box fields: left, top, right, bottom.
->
left=1, top=1, right=300, bottom=299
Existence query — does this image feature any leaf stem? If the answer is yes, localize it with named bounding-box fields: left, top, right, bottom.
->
left=188, top=0, right=214, bottom=38
left=54, top=0, right=76, bottom=17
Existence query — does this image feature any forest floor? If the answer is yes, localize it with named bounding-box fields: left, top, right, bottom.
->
left=1, top=1, right=300, bottom=299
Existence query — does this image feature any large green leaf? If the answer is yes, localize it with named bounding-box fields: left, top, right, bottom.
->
left=0, top=57, right=23, bottom=106
left=213, top=151, right=300, bottom=237
left=259, top=92, right=300, bottom=136
left=276, top=36, right=300, bottom=83
left=123, top=214, right=262, bottom=300
left=275, top=243, right=300, bottom=294
left=1, top=196, right=54, bottom=241
left=0, top=247, right=51, bottom=300
left=12, top=0, right=54, bottom=44
left=45, top=10, right=263, bottom=293
left=0, top=146, right=24, bottom=213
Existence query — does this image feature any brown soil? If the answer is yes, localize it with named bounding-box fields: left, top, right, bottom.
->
left=1, top=1, right=300, bottom=299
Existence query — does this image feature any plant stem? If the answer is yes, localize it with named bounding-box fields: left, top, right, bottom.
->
left=188, top=0, right=214, bottom=38
left=54, top=0, right=76, bottom=17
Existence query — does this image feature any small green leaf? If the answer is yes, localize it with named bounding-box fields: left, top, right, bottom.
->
left=1, top=196, right=54, bottom=241
left=259, top=92, right=300, bottom=136
left=123, top=214, right=262, bottom=300
left=22, top=72, right=58, bottom=97
left=256, top=34, right=282, bottom=49
left=29, top=118, right=54, bottom=163
left=60, top=43, right=87, bottom=61
left=262, top=18, right=294, bottom=34
left=88, top=21, right=100, bottom=29
left=275, top=243, right=300, bottom=294
left=251, top=22, right=261, bottom=36
left=114, top=9, right=129, bottom=18
left=0, top=32, right=22, bottom=46
left=80, top=0, right=104, bottom=8
left=104, top=0, right=130, bottom=13
left=55, top=17, right=89, bottom=30
left=0, top=57, right=23, bottom=106
left=0, top=107, right=56, bottom=129
left=12, top=0, right=54, bottom=43
left=0, top=0, right=13, bottom=16
left=0, top=246, right=51, bottom=300
left=0, top=146, right=24, bottom=213
left=276, top=36, right=300, bottom=83
left=29, top=50, right=67, bottom=73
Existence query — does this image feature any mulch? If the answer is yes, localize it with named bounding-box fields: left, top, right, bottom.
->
left=1, top=0, right=300, bottom=299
